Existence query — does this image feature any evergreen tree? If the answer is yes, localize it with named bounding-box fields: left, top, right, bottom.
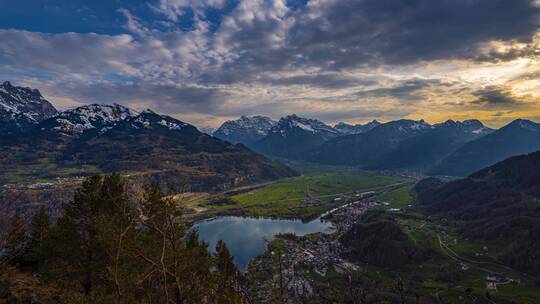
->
left=216, top=240, right=236, bottom=278
left=25, top=206, right=52, bottom=271
left=215, top=240, right=241, bottom=304
left=136, top=188, right=216, bottom=303
left=52, top=175, right=109, bottom=298
left=49, top=174, right=133, bottom=301
left=2, top=213, right=27, bottom=266
left=2, top=174, right=245, bottom=302
left=95, top=174, right=139, bottom=302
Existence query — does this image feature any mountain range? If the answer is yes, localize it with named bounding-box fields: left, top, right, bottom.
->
left=430, top=119, right=540, bottom=176
left=312, top=119, right=434, bottom=166
left=210, top=112, right=539, bottom=176
left=0, top=83, right=296, bottom=193
left=364, top=119, right=493, bottom=171
left=253, top=114, right=342, bottom=159
left=3, top=81, right=540, bottom=182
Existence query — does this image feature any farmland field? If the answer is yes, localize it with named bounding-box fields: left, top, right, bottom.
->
left=201, top=166, right=415, bottom=219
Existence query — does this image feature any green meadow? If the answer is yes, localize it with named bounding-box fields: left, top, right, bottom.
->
left=204, top=168, right=414, bottom=219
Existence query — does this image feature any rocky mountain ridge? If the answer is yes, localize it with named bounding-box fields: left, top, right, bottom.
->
left=0, top=81, right=58, bottom=135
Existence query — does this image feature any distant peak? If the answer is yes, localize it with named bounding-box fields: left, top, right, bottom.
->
left=508, top=118, right=538, bottom=130
left=237, top=115, right=272, bottom=121
left=0, top=81, right=58, bottom=125
left=66, top=103, right=135, bottom=115
left=286, top=114, right=300, bottom=119
left=334, top=119, right=381, bottom=134
left=280, top=114, right=313, bottom=123
left=511, top=118, right=532, bottom=124
left=335, top=122, right=350, bottom=127
left=141, top=109, right=156, bottom=114
left=463, top=119, right=482, bottom=124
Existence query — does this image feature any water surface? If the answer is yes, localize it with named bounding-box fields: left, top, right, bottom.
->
left=194, top=216, right=333, bottom=271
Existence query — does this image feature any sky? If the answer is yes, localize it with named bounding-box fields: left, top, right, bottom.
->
left=1, top=0, right=539, bottom=128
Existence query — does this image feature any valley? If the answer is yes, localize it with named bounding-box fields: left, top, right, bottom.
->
left=172, top=161, right=540, bottom=303
left=1, top=81, right=539, bottom=303
left=196, top=165, right=414, bottom=220
left=2, top=2, right=540, bottom=302
left=245, top=183, right=540, bottom=303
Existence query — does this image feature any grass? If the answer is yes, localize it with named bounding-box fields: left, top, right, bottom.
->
left=375, top=186, right=414, bottom=208
left=524, top=196, right=540, bottom=208
left=390, top=207, right=540, bottom=303
left=203, top=170, right=413, bottom=219
left=1, top=158, right=101, bottom=184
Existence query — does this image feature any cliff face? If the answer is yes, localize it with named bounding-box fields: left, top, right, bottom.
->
left=0, top=81, right=58, bottom=135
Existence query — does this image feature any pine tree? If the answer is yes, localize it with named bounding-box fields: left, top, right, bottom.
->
left=216, top=240, right=237, bottom=284
left=2, top=213, right=26, bottom=266
left=136, top=188, right=215, bottom=303
left=50, top=174, right=133, bottom=300
left=19, top=174, right=245, bottom=302
left=25, top=206, right=51, bottom=271
left=51, top=175, right=108, bottom=298
left=95, top=174, right=138, bottom=301
left=215, top=240, right=242, bottom=304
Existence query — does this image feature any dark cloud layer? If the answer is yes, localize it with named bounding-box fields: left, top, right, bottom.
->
left=259, top=0, right=540, bottom=71
left=0, top=0, right=539, bottom=126
left=472, top=86, right=521, bottom=105
left=182, top=0, right=540, bottom=84
left=354, top=79, right=442, bottom=100
left=56, top=81, right=226, bottom=114
left=257, top=73, right=375, bottom=89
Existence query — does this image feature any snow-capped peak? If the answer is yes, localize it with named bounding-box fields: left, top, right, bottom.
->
left=0, top=81, right=58, bottom=126
left=67, top=104, right=135, bottom=120
left=272, top=114, right=340, bottom=136
left=215, top=115, right=277, bottom=137
left=434, top=119, right=492, bottom=135
left=389, top=119, right=431, bottom=133
left=46, top=104, right=136, bottom=136
left=199, top=127, right=216, bottom=135
left=334, top=120, right=381, bottom=135
left=130, top=111, right=188, bottom=131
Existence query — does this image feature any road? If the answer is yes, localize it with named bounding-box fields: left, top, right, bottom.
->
left=436, top=234, right=536, bottom=282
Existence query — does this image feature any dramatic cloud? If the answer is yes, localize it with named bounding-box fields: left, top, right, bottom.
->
left=0, top=0, right=539, bottom=127
left=472, top=86, right=522, bottom=106
left=354, top=79, right=445, bottom=101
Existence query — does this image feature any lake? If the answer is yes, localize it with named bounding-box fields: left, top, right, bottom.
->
left=194, top=216, right=334, bottom=271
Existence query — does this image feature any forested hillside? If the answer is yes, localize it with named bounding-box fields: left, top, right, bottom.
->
left=415, top=151, right=540, bottom=275
left=0, top=175, right=244, bottom=303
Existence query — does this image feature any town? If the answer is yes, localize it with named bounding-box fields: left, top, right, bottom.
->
left=246, top=197, right=380, bottom=302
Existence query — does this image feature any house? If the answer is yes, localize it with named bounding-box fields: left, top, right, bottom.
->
left=486, top=275, right=498, bottom=290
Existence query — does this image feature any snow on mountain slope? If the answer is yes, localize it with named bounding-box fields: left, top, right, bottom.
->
left=213, top=115, right=277, bottom=146
left=334, top=120, right=381, bottom=135
left=0, top=81, right=58, bottom=134
left=270, top=114, right=340, bottom=138
left=433, top=119, right=493, bottom=135
left=41, top=104, right=137, bottom=136
left=128, top=109, right=188, bottom=131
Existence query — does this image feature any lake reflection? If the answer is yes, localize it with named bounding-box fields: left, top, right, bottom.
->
left=194, top=216, right=334, bottom=271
